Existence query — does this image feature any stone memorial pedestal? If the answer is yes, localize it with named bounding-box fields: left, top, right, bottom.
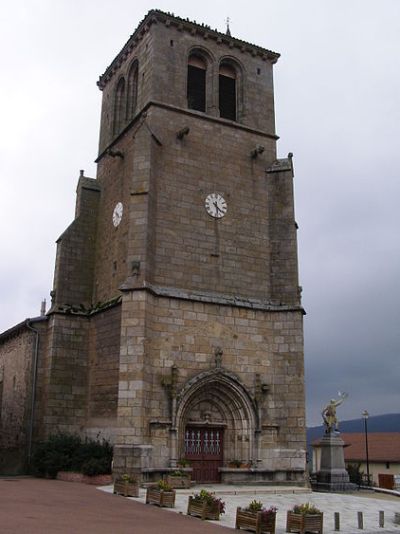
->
left=312, top=432, right=356, bottom=492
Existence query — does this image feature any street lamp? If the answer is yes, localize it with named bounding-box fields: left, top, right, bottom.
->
left=362, top=410, right=370, bottom=486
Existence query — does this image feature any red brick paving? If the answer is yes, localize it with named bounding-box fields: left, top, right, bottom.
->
left=0, top=477, right=231, bottom=533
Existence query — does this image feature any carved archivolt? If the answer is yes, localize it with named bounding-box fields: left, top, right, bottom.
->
left=173, top=368, right=259, bottom=462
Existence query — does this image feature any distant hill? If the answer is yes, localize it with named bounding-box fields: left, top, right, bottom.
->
left=307, top=413, right=400, bottom=447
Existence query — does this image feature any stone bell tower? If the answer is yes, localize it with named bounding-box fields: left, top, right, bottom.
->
left=49, top=9, right=306, bottom=484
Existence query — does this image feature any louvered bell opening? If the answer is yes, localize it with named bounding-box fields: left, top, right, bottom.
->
left=219, top=64, right=236, bottom=121
left=187, top=56, right=206, bottom=112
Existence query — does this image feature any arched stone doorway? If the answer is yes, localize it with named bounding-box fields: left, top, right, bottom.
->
left=174, top=369, right=258, bottom=483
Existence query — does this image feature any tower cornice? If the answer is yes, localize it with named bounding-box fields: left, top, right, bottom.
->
left=97, top=9, right=280, bottom=90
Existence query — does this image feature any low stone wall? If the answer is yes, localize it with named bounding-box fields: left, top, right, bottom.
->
left=56, top=471, right=112, bottom=486
left=219, top=468, right=306, bottom=485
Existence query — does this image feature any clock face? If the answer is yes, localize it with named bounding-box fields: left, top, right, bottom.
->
left=205, top=193, right=227, bottom=219
left=112, top=202, right=123, bottom=227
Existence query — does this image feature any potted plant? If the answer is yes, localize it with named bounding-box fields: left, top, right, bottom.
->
left=113, top=473, right=140, bottom=497
left=286, top=502, right=323, bottom=534
left=145, top=479, right=176, bottom=508
left=187, top=489, right=226, bottom=521
left=177, top=458, right=190, bottom=468
left=165, top=469, right=191, bottom=489
left=236, top=500, right=277, bottom=534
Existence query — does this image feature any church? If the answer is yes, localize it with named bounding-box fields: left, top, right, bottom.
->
left=0, top=10, right=306, bottom=484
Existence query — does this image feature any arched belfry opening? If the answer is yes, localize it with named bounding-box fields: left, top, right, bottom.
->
left=187, top=53, right=207, bottom=112
left=219, top=62, right=237, bottom=120
left=174, top=369, right=258, bottom=483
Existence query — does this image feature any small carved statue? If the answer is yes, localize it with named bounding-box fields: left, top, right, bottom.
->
left=322, top=392, right=348, bottom=433
left=214, top=347, right=223, bottom=368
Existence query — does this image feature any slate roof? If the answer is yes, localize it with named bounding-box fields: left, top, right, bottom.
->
left=0, top=316, right=48, bottom=344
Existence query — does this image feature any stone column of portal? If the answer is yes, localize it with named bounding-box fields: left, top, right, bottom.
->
left=168, top=365, right=179, bottom=468
left=112, top=290, right=153, bottom=479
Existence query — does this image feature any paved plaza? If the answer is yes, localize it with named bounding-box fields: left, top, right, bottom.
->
left=102, top=483, right=400, bottom=534
left=1, top=477, right=399, bottom=533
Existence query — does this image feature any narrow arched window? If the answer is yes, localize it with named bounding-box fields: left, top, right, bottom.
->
left=113, top=77, right=125, bottom=134
left=126, top=61, right=138, bottom=120
left=219, top=63, right=236, bottom=121
left=187, top=55, right=206, bottom=112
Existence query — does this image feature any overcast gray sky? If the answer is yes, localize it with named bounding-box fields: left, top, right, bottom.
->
left=1, top=1, right=399, bottom=426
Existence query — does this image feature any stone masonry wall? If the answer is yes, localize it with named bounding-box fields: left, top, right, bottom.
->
left=52, top=175, right=100, bottom=308
left=93, top=122, right=150, bottom=304
left=98, top=13, right=277, bottom=151
left=0, top=329, right=34, bottom=473
left=86, top=305, right=121, bottom=441
left=145, top=106, right=289, bottom=302
left=92, top=105, right=300, bottom=307
left=149, top=22, right=277, bottom=133
left=117, top=289, right=305, bottom=471
left=39, top=314, right=90, bottom=437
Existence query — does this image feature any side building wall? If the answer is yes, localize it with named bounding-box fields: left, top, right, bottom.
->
left=37, top=305, right=121, bottom=442
left=0, top=320, right=48, bottom=474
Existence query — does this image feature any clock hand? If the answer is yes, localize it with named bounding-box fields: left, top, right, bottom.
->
left=213, top=201, right=221, bottom=213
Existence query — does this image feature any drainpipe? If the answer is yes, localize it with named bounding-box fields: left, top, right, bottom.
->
left=26, top=319, right=40, bottom=466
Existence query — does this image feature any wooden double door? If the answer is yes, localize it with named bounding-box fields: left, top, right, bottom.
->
left=184, top=426, right=224, bottom=483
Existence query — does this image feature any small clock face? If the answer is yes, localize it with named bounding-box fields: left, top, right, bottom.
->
left=112, top=202, right=123, bottom=227
left=205, top=193, right=227, bottom=219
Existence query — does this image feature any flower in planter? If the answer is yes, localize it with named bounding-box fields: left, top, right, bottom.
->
left=120, top=473, right=138, bottom=484
left=157, top=479, right=173, bottom=492
left=177, top=458, right=191, bottom=468
left=245, top=500, right=277, bottom=519
left=261, top=506, right=278, bottom=521
left=229, top=459, right=242, bottom=468
left=192, top=489, right=226, bottom=514
left=247, top=500, right=263, bottom=512
left=291, top=502, right=321, bottom=515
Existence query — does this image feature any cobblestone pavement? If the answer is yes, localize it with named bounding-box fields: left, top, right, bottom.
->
left=101, top=484, right=400, bottom=534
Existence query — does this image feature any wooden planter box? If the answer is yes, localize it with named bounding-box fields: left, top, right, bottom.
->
left=113, top=480, right=139, bottom=497
left=165, top=474, right=191, bottom=489
left=286, top=511, right=323, bottom=534
left=187, top=496, right=220, bottom=521
left=145, top=487, right=176, bottom=508
left=235, top=507, right=276, bottom=534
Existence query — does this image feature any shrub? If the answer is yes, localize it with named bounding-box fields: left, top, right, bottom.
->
left=347, top=463, right=363, bottom=485
left=31, top=433, right=112, bottom=478
left=81, top=457, right=110, bottom=477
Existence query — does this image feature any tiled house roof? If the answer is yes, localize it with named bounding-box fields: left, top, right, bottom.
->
left=341, top=433, right=400, bottom=463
